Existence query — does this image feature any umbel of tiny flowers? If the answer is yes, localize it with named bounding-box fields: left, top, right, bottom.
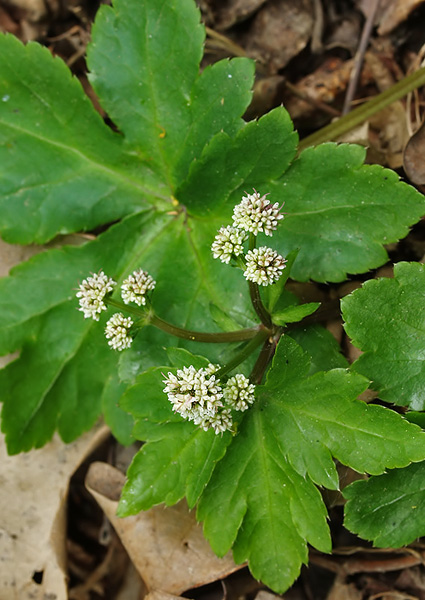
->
left=223, top=374, right=256, bottom=411
left=163, top=366, right=257, bottom=434
left=211, top=225, right=247, bottom=264
left=105, top=313, right=134, bottom=351
left=244, top=246, right=287, bottom=286
left=76, top=271, right=116, bottom=320
left=121, top=269, right=156, bottom=306
left=232, top=190, right=284, bottom=236
left=163, top=364, right=229, bottom=434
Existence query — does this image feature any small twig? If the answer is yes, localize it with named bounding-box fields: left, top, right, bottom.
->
left=342, top=0, right=381, bottom=115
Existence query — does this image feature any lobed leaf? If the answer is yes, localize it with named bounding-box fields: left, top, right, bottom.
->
left=198, top=336, right=425, bottom=591
left=342, top=262, right=425, bottom=409
left=344, top=461, right=425, bottom=547
left=198, top=405, right=331, bottom=593
left=177, top=107, right=298, bottom=214
left=0, top=33, right=165, bottom=244
left=88, top=0, right=254, bottom=187
left=270, top=144, right=425, bottom=282
left=288, top=324, right=348, bottom=375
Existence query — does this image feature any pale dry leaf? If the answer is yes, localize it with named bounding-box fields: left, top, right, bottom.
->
left=0, top=237, right=41, bottom=278
left=115, top=563, right=147, bottom=600
left=0, top=234, right=87, bottom=278
left=0, top=424, right=110, bottom=600
left=85, top=461, right=242, bottom=595
left=326, top=574, right=363, bottom=600
left=369, top=103, right=409, bottom=169
left=147, top=591, right=189, bottom=600
left=336, top=121, right=369, bottom=146
left=255, top=590, right=282, bottom=600
left=378, top=0, right=425, bottom=35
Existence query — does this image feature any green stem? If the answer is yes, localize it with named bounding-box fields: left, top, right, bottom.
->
left=106, top=297, right=261, bottom=343
left=250, top=333, right=280, bottom=385
left=107, top=297, right=149, bottom=319
left=214, top=328, right=271, bottom=379
left=298, top=65, right=425, bottom=151
left=150, top=313, right=261, bottom=343
left=249, top=281, right=273, bottom=329
left=247, top=232, right=273, bottom=328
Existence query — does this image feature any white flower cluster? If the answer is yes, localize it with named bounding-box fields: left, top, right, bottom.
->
left=232, top=190, right=284, bottom=236
left=105, top=313, right=134, bottom=351
left=244, top=247, right=287, bottom=286
left=223, top=374, right=256, bottom=411
left=211, top=190, right=287, bottom=286
left=211, top=226, right=247, bottom=264
left=76, top=271, right=116, bottom=320
left=163, top=367, right=255, bottom=434
left=121, top=269, right=156, bottom=306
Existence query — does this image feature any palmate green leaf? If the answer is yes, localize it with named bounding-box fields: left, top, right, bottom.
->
left=269, top=144, right=425, bottom=282
left=1, top=0, right=425, bottom=472
left=0, top=0, right=257, bottom=451
left=342, top=262, right=425, bottom=409
left=88, top=0, right=254, bottom=186
left=344, top=461, right=425, bottom=548
left=0, top=33, right=166, bottom=245
left=0, top=0, right=254, bottom=245
left=197, top=336, right=425, bottom=592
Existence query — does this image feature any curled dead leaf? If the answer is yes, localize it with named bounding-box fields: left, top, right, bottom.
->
left=85, top=462, right=242, bottom=595
left=404, top=120, right=425, bottom=184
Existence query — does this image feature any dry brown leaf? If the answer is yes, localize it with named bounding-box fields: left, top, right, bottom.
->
left=0, top=424, right=110, bottom=600
left=403, top=119, right=425, bottom=184
left=368, top=102, right=409, bottom=169
left=1, top=0, right=58, bottom=23
left=85, top=461, right=241, bottom=595
left=244, top=0, right=314, bottom=73
left=208, top=0, right=268, bottom=30
left=282, top=57, right=373, bottom=123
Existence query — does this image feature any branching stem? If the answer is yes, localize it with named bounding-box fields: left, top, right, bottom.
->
left=214, top=328, right=271, bottom=379
left=107, top=296, right=262, bottom=343
left=249, top=334, right=278, bottom=385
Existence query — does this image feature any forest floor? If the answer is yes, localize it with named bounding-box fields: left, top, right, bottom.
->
left=1, top=0, right=425, bottom=599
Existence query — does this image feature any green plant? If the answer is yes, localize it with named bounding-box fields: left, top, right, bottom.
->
left=1, top=0, right=425, bottom=592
